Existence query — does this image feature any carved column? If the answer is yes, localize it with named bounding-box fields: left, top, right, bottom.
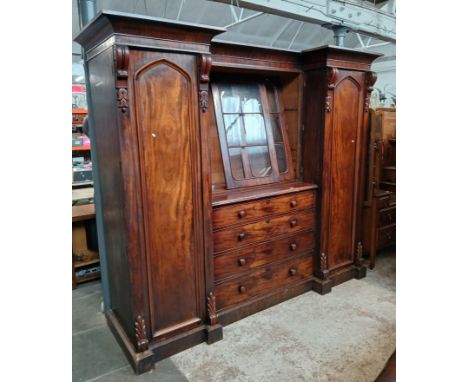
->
left=325, top=67, right=339, bottom=113
left=134, top=315, right=149, bottom=352
left=364, top=71, right=377, bottom=112
left=320, top=252, right=330, bottom=280
left=114, top=45, right=130, bottom=114
left=207, top=292, right=219, bottom=326
left=199, top=53, right=212, bottom=113
left=354, top=241, right=364, bottom=267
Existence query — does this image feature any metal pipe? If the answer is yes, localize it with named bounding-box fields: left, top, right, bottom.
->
left=78, top=0, right=97, bottom=28
left=332, top=25, right=348, bottom=47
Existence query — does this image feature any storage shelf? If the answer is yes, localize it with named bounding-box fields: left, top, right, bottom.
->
left=76, top=272, right=101, bottom=284
left=72, top=145, right=91, bottom=151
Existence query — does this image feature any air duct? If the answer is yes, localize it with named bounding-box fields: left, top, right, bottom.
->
left=78, top=0, right=97, bottom=28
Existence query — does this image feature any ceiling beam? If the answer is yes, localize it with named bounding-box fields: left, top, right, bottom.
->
left=209, top=0, right=395, bottom=42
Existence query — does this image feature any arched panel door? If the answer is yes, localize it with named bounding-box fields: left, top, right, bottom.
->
left=328, top=76, right=363, bottom=270
left=133, top=55, right=203, bottom=338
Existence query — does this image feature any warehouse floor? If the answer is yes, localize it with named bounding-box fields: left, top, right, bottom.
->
left=73, top=249, right=395, bottom=382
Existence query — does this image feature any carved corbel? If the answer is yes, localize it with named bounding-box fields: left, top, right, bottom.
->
left=325, top=67, right=339, bottom=112
left=320, top=252, right=330, bottom=279
left=354, top=241, right=364, bottom=267
left=134, top=315, right=149, bottom=352
left=207, top=292, right=219, bottom=326
left=114, top=46, right=130, bottom=114
left=199, top=54, right=212, bottom=113
left=364, top=71, right=377, bottom=112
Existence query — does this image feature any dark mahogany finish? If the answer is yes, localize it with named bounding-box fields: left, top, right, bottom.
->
left=76, top=10, right=380, bottom=374
left=363, top=108, right=396, bottom=269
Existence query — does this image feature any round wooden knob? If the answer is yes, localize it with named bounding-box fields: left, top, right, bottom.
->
left=289, top=268, right=297, bottom=276
left=238, top=210, right=246, bottom=218
left=290, top=200, right=297, bottom=208
left=289, top=243, right=297, bottom=251
left=239, top=285, right=246, bottom=293
left=238, top=258, right=246, bottom=266
left=290, top=219, right=298, bottom=228
left=238, top=232, right=246, bottom=241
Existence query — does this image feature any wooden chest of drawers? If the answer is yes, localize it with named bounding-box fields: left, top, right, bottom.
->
left=363, top=190, right=396, bottom=268
left=212, top=188, right=317, bottom=319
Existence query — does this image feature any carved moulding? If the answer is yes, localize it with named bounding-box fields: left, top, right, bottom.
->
left=354, top=241, right=364, bottom=267
left=114, top=45, right=130, bottom=114
left=134, top=315, right=149, bottom=352
left=320, top=252, right=330, bottom=279
left=364, top=71, right=377, bottom=112
left=199, top=54, right=212, bottom=113
left=325, top=67, right=339, bottom=113
left=207, top=292, right=219, bottom=326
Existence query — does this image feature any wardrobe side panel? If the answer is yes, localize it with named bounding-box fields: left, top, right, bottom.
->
left=87, top=48, right=133, bottom=334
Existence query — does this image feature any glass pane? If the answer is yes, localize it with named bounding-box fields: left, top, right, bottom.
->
left=275, top=144, right=288, bottom=173
left=247, top=146, right=272, bottom=177
left=270, top=114, right=283, bottom=143
left=223, top=114, right=242, bottom=147
left=239, top=84, right=262, bottom=113
left=266, top=83, right=279, bottom=112
left=220, top=84, right=241, bottom=113
left=229, top=148, right=245, bottom=180
left=243, top=114, right=267, bottom=146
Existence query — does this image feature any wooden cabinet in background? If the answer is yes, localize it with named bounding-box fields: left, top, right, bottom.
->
left=76, top=11, right=380, bottom=374
left=363, top=108, right=396, bottom=268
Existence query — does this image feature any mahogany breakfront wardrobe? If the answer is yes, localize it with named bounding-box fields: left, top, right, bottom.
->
left=76, top=11, right=380, bottom=374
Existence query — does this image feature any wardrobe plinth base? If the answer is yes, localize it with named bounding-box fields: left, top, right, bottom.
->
left=205, top=323, right=223, bottom=344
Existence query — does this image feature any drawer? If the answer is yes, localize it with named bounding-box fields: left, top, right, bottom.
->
left=213, top=191, right=316, bottom=230
left=215, top=253, right=313, bottom=310
left=378, top=207, right=396, bottom=226
left=377, top=224, right=396, bottom=248
left=214, top=230, right=316, bottom=281
left=377, top=194, right=396, bottom=210
left=213, top=209, right=316, bottom=254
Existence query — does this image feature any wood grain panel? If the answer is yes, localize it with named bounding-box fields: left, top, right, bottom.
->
left=328, top=78, right=360, bottom=269
left=134, top=57, right=200, bottom=336
left=213, top=208, right=316, bottom=253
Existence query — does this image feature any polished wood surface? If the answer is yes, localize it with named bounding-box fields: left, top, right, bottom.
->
left=213, top=208, right=316, bottom=253
left=362, top=108, right=396, bottom=268
left=327, top=75, right=363, bottom=270
left=215, top=253, right=313, bottom=310
left=133, top=51, right=203, bottom=337
left=213, top=190, right=316, bottom=229
left=76, top=10, right=380, bottom=374
left=214, top=230, right=315, bottom=281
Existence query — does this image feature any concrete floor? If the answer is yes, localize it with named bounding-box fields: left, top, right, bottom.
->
left=73, top=249, right=395, bottom=382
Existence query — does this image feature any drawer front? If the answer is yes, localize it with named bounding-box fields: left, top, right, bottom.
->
left=214, top=230, right=316, bottom=281
left=377, top=194, right=395, bottom=210
left=215, top=253, right=313, bottom=310
left=213, top=191, right=316, bottom=229
left=378, top=224, right=396, bottom=248
left=213, top=209, right=316, bottom=254
left=378, top=207, right=396, bottom=227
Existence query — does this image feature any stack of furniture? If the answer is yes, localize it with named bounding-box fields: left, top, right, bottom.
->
left=76, top=11, right=380, bottom=374
left=362, top=108, right=396, bottom=269
left=72, top=203, right=100, bottom=288
left=72, top=107, right=100, bottom=287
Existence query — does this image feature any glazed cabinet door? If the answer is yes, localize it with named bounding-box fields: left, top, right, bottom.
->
left=130, top=51, right=205, bottom=340
left=326, top=71, right=365, bottom=270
